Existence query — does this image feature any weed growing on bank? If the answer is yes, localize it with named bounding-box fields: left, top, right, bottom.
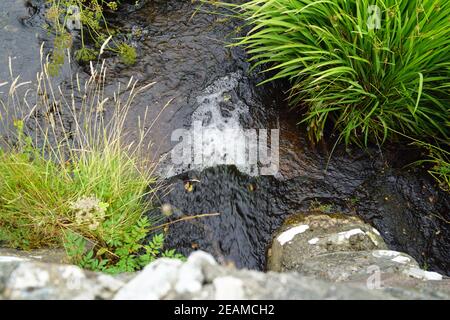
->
left=45, top=0, right=137, bottom=75
left=415, top=142, right=450, bottom=192
left=0, top=50, right=183, bottom=273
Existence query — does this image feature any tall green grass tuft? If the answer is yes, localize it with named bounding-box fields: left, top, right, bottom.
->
left=0, top=48, right=182, bottom=273
left=224, top=0, right=450, bottom=146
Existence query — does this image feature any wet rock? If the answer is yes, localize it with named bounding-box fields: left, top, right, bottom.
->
left=268, top=214, right=387, bottom=273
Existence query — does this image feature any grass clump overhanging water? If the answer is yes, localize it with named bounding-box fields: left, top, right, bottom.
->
left=220, top=0, right=449, bottom=147
left=0, top=50, right=183, bottom=274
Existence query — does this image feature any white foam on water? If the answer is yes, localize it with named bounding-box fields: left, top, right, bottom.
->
left=190, top=72, right=254, bottom=172
left=162, top=72, right=261, bottom=178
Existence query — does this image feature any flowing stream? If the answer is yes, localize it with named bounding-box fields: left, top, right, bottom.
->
left=1, top=0, right=449, bottom=275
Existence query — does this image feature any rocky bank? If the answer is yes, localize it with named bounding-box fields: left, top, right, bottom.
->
left=1, top=214, right=448, bottom=300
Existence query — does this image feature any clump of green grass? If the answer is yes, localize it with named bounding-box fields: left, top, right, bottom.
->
left=222, top=0, right=450, bottom=146
left=308, top=199, right=333, bottom=213
left=426, top=149, right=450, bottom=192
left=0, top=50, right=182, bottom=273
left=414, top=142, right=450, bottom=192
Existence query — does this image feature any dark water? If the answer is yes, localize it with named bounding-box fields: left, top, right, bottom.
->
left=98, top=0, right=261, bottom=157
left=117, top=1, right=449, bottom=275
left=0, top=0, right=43, bottom=82
left=158, top=126, right=450, bottom=275
left=2, top=0, right=449, bottom=275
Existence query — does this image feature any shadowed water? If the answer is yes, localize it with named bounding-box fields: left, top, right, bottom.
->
left=157, top=123, right=450, bottom=275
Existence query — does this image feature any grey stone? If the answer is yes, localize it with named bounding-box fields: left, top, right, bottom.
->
left=265, top=213, right=449, bottom=298
left=114, top=258, right=183, bottom=300
left=0, top=249, right=448, bottom=300
left=268, top=214, right=387, bottom=272
left=0, top=248, right=69, bottom=264
left=290, top=250, right=420, bottom=282
left=0, top=257, right=21, bottom=294
left=1, top=259, right=125, bottom=300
